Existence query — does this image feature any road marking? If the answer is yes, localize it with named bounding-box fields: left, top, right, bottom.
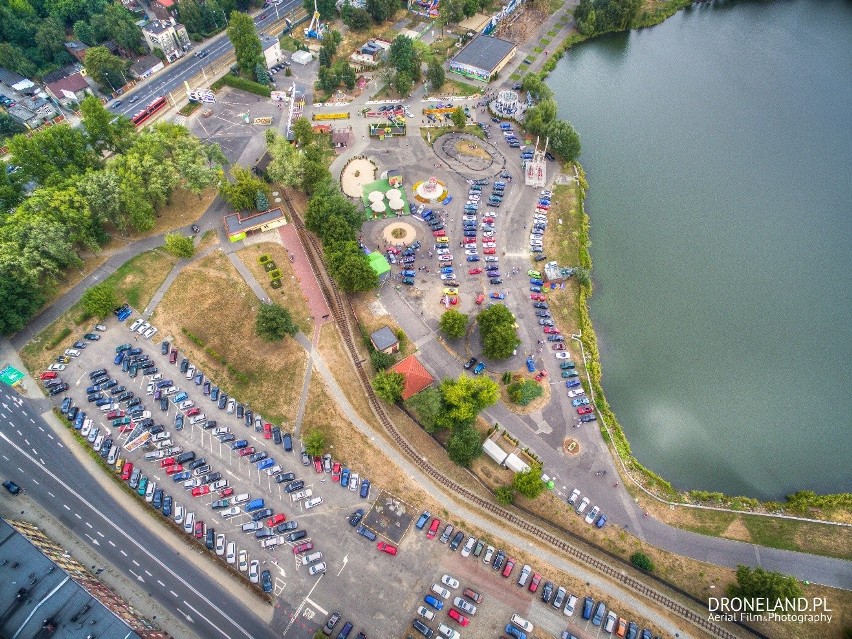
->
left=145, top=570, right=153, bottom=576
left=282, top=573, right=324, bottom=637
left=48, top=491, right=54, bottom=497
left=57, top=442, right=64, bottom=448
left=120, top=550, right=128, bottom=557
left=38, top=426, right=44, bottom=432
left=108, top=540, right=115, bottom=547
left=170, top=590, right=178, bottom=597
left=130, top=569, right=145, bottom=583
left=305, top=598, right=327, bottom=615
left=157, top=579, right=166, bottom=586
left=0, top=430, right=255, bottom=639
left=85, top=521, right=92, bottom=528
left=96, top=531, right=105, bottom=538
left=132, top=559, right=140, bottom=567
left=31, top=478, right=39, bottom=485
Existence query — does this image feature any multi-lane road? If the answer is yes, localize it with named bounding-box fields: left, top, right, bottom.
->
left=0, top=383, right=293, bottom=639
left=111, top=1, right=303, bottom=119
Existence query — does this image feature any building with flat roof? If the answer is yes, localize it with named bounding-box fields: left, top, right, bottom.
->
left=224, top=207, right=287, bottom=242
left=449, top=35, right=516, bottom=82
left=0, top=518, right=166, bottom=638
left=142, top=19, right=190, bottom=62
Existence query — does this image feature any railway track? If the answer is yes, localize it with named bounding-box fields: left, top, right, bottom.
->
left=284, top=202, right=739, bottom=639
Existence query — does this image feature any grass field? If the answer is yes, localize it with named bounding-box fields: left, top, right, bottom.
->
left=150, top=251, right=306, bottom=426
left=20, top=249, right=177, bottom=374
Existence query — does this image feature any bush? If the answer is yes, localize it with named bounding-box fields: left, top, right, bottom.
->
left=372, top=370, right=405, bottom=403
left=631, top=552, right=654, bottom=572
left=303, top=429, right=326, bottom=456
left=81, top=282, right=119, bottom=319
left=210, top=74, right=272, bottom=97
left=47, top=327, right=72, bottom=349
left=495, top=485, right=515, bottom=505
left=513, top=467, right=546, bottom=498
left=255, top=302, right=297, bottom=341
left=263, top=260, right=276, bottom=271
left=270, top=278, right=282, bottom=289
left=258, top=254, right=271, bottom=264
left=268, top=269, right=282, bottom=280
left=507, top=379, right=544, bottom=406
left=178, top=102, right=201, bottom=116
left=164, top=233, right=195, bottom=258
left=370, top=349, right=395, bottom=371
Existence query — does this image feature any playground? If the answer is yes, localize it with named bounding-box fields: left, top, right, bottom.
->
left=361, top=178, right=410, bottom=220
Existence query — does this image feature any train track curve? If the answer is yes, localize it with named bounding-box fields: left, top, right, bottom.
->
left=284, top=201, right=739, bottom=639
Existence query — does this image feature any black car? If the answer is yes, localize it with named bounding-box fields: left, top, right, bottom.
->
left=286, top=530, right=307, bottom=542
left=150, top=424, right=165, bottom=435
left=348, top=509, right=364, bottom=527
left=276, top=520, right=298, bottom=532
left=161, top=340, right=170, bottom=355
left=144, top=367, right=159, bottom=376
left=284, top=480, right=304, bottom=493
left=272, top=427, right=282, bottom=445
left=323, top=612, right=341, bottom=636
left=175, top=451, right=196, bottom=465
left=217, top=394, right=228, bottom=410
left=533, top=302, right=548, bottom=309
left=490, top=278, right=503, bottom=285
left=89, top=368, right=107, bottom=379
left=261, top=570, right=273, bottom=593
left=249, top=451, right=268, bottom=464
left=492, top=549, right=506, bottom=570
left=188, top=458, right=207, bottom=470
left=541, top=581, right=554, bottom=603
left=203, top=420, right=218, bottom=430
left=534, top=254, right=548, bottom=262
left=245, top=409, right=253, bottom=426
left=251, top=508, right=274, bottom=522
left=463, top=357, right=477, bottom=370
left=67, top=406, right=79, bottom=421
left=275, top=472, right=296, bottom=484
left=211, top=387, right=219, bottom=401
left=160, top=397, right=169, bottom=411
left=152, top=488, right=164, bottom=510
left=255, top=528, right=274, bottom=539
left=282, top=432, right=293, bottom=452
left=180, top=359, right=189, bottom=373
left=450, top=531, right=464, bottom=550
left=100, top=439, right=113, bottom=458
left=236, top=404, right=244, bottom=418
left=205, top=527, right=215, bottom=549
left=219, top=433, right=235, bottom=444
left=126, top=398, right=141, bottom=409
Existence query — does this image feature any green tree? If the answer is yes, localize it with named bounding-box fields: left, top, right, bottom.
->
left=9, top=125, right=99, bottom=186
left=102, top=3, right=144, bottom=53
left=573, top=266, right=591, bottom=288
left=341, top=5, right=371, bottom=30
left=388, top=35, right=420, bottom=81
left=304, top=184, right=362, bottom=235
left=291, top=118, right=314, bottom=147
left=495, top=485, right=515, bottom=505
left=80, top=94, right=135, bottom=154
left=405, top=387, right=443, bottom=432
left=227, top=11, right=263, bottom=77
left=370, top=349, right=395, bottom=371
left=83, top=45, right=129, bottom=91
left=266, top=132, right=303, bottom=186
left=335, top=60, right=356, bottom=90
left=0, top=160, right=25, bottom=213
left=0, top=265, right=44, bottom=335
left=394, top=71, right=412, bottom=96
left=303, top=0, right=337, bottom=19
left=73, top=19, right=98, bottom=45
left=513, top=466, right=546, bottom=498
left=303, top=428, right=326, bottom=456
left=545, top=119, right=581, bottom=162
left=333, top=251, right=378, bottom=292
left=35, top=16, right=68, bottom=63
left=81, top=281, right=118, bottom=319
left=439, top=309, right=468, bottom=339
left=477, top=304, right=520, bottom=359
left=451, top=106, right=466, bottom=128
left=524, top=97, right=557, bottom=135
left=16, top=184, right=101, bottom=251
left=521, top=72, right=553, bottom=101
left=426, top=60, right=445, bottom=90
left=507, top=379, right=544, bottom=406
left=220, top=166, right=269, bottom=210
left=447, top=422, right=482, bottom=467
left=372, top=370, right=405, bottom=403
left=164, top=233, right=195, bottom=258
left=437, top=374, right=499, bottom=430
left=178, top=0, right=206, bottom=36
left=630, top=551, right=654, bottom=572
left=255, top=302, right=297, bottom=341
left=317, top=65, right=339, bottom=93
left=727, top=566, right=803, bottom=603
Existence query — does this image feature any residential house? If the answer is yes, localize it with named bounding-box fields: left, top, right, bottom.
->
left=44, top=73, right=92, bottom=107
left=130, top=55, right=165, bottom=80
left=260, top=35, right=284, bottom=68
left=370, top=327, right=400, bottom=354
left=142, top=19, right=190, bottom=63
left=64, top=41, right=89, bottom=63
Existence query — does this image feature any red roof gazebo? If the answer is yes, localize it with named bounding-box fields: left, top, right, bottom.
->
left=390, top=355, right=435, bottom=400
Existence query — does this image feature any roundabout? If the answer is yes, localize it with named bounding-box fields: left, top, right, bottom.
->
left=433, top=132, right=507, bottom=177
left=381, top=221, right=417, bottom=245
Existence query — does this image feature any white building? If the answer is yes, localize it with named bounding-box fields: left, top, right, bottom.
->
left=260, top=35, right=284, bottom=68
left=142, top=19, right=190, bottom=63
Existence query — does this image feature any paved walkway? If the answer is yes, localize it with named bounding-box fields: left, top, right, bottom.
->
left=144, top=244, right=220, bottom=318
left=277, top=224, right=331, bottom=324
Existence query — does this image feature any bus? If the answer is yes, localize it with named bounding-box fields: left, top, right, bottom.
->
left=131, top=96, right=168, bottom=126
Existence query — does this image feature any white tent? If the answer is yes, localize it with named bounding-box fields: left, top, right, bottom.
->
left=368, top=191, right=385, bottom=203
left=386, top=188, right=402, bottom=200
left=292, top=50, right=313, bottom=65
left=388, top=198, right=405, bottom=211
left=371, top=201, right=387, bottom=213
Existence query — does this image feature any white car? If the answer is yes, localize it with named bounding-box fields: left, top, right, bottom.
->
left=143, top=326, right=157, bottom=339
left=64, top=349, right=81, bottom=357
left=145, top=481, right=156, bottom=502
left=93, top=433, right=105, bottom=452
left=80, top=421, right=92, bottom=438
left=416, top=606, right=435, bottom=621
left=174, top=505, right=185, bottom=524
left=226, top=398, right=236, bottom=414
left=510, top=614, right=534, bottom=632
left=437, top=248, right=451, bottom=256
left=186, top=365, right=196, bottom=379
left=567, top=488, right=581, bottom=505
left=437, top=624, right=460, bottom=639
left=585, top=505, right=600, bottom=524
left=189, top=414, right=206, bottom=424
left=304, top=496, right=323, bottom=509
left=226, top=542, right=236, bottom=563
left=130, top=318, right=144, bottom=331
left=210, top=479, right=228, bottom=491
left=136, top=322, right=150, bottom=335
left=483, top=242, right=496, bottom=248
left=150, top=373, right=163, bottom=381
left=216, top=534, right=226, bottom=555
left=438, top=255, right=453, bottom=262
left=567, top=389, right=586, bottom=397
left=183, top=512, right=195, bottom=534
left=461, top=536, right=476, bottom=557
left=238, top=550, right=248, bottom=571
left=464, top=249, right=478, bottom=256
left=441, top=574, right=459, bottom=589
left=184, top=478, right=203, bottom=489
left=484, top=256, right=498, bottom=262
left=555, top=352, right=572, bottom=359
left=431, top=584, right=451, bottom=599
left=221, top=506, right=240, bottom=518
left=564, top=594, right=578, bottom=616
left=453, top=597, right=476, bottom=615
left=482, top=545, right=494, bottom=563
left=349, top=473, right=359, bottom=491
left=179, top=400, right=194, bottom=410
left=146, top=383, right=155, bottom=395
left=575, top=497, right=590, bottom=515
left=249, top=560, right=260, bottom=583
left=48, top=363, right=65, bottom=371
left=308, top=562, right=326, bottom=576
left=266, top=465, right=282, bottom=476
left=440, top=273, right=455, bottom=280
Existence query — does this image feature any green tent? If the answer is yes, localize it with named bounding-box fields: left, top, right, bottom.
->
left=367, top=251, right=391, bottom=280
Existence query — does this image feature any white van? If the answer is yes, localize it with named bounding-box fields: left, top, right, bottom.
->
left=261, top=535, right=284, bottom=549
left=183, top=511, right=195, bottom=533
left=300, top=551, right=323, bottom=565
left=233, top=493, right=250, bottom=505
left=145, top=481, right=156, bottom=502
left=510, top=614, right=533, bottom=632
left=304, top=496, right=322, bottom=509
left=604, top=611, right=617, bottom=633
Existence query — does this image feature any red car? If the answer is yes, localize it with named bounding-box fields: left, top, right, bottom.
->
left=40, top=371, right=58, bottom=380
left=293, top=541, right=313, bottom=554
left=263, top=423, right=272, bottom=439
left=463, top=237, right=476, bottom=244
left=483, top=217, right=495, bottom=224
left=219, top=487, right=234, bottom=497
left=529, top=573, right=542, bottom=592
left=267, top=513, right=286, bottom=527
left=577, top=406, right=594, bottom=415
left=448, top=609, right=470, bottom=627
left=166, top=464, right=184, bottom=476
left=543, top=327, right=560, bottom=334
left=313, top=456, right=323, bottom=473
left=238, top=447, right=256, bottom=457
left=194, top=521, right=205, bottom=538
left=107, top=410, right=126, bottom=420
left=186, top=407, right=201, bottom=417
left=121, top=462, right=134, bottom=481
left=191, top=485, right=210, bottom=497
left=468, top=268, right=483, bottom=275
left=433, top=230, right=446, bottom=237
left=475, top=294, right=485, bottom=305
left=377, top=542, right=397, bottom=555
left=426, top=518, right=440, bottom=540
left=169, top=348, right=178, bottom=364
left=119, top=424, right=135, bottom=433
left=530, top=293, right=546, bottom=301
left=483, top=248, right=496, bottom=255
left=160, top=457, right=176, bottom=467
left=552, top=343, right=566, bottom=350
left=501, top=557, right=515, bottom=578
left=331, top=462, right=341, bottom=482
left=534, top=371, right=548, bottom=382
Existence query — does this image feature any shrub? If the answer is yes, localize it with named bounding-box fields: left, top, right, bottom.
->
left=268, top=269, right=282, bottom=280
left=270, top=278, right=282, bottom=289
left=495, top=485, right=515, bottom=505
left=263, top=260, right=276, bottom=271
left=507, top=379, right=544, bottom=406
left=47, top=327, right=72, bottom=349
left=210, top=74, right=271, bottom=97
left=255, top=302, right=297, bottom=341
left=370, top=349, right=395, bottom=371
left=631, top=552, right=654, bottom=572
left=258, top=254, right=271, bottom=264
left=81, top=282, right=118, bottom=319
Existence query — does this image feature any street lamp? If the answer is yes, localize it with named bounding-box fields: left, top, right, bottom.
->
left=569, top=332, right=594, bottom=401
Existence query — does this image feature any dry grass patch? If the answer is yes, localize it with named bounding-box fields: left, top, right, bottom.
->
left=150, top=251, right=306, bottom=425
left=316, top=322, right=376, bottom=427
left=125, top=187, right=218, bottom=241
left=20, top=249, right=176, bottom=374
left=350, top=292, right=416, bottom=358
left=237, top=242, right=314, bottom=334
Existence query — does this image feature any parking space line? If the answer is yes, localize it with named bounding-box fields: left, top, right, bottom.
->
left=132, top=559, right=140, bottom=566
left=120, top=550, right=128, bottom=557
left=305, top=597, right=327, bottom=615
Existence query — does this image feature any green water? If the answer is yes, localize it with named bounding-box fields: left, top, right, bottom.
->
left=547, top=0, right=852, bottom=499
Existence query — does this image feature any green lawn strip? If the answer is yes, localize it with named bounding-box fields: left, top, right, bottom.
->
left=740, top=515, right=852, bottom=561
left=419, top=125, right=485, bottom=146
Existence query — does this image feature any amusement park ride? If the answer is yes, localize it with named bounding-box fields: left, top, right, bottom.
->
left=525, top=137, right=548, bottom=188
left=304, top=0, right=327, bottom=39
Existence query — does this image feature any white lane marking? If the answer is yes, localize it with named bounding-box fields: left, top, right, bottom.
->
left=305, top=597, right=327, bottom=615
left=0, top=426, right=254, bottom=639
left=108, top=540, right=116, bottom=547
left=96, top=531, right=105, bottom=538
left=74, top=513, right=81, bottom=519
left=48, top=491, right=54, bottom=497
left=47, top=433, right=54, bottom=440
left=57, top=442, right=64, bottom=448
left=170, top=590, right=178, bottom=597
left=157, top=579, right=165, bottom=587
left=145, top=570, right=153, bottom=577
left=31, top=478, right=39, bottom=485
left=38, top=426, right=44, bottom=432
left=132, top=559, right=140, bottom=567
left=85, top=521, right=92, bottom=528
left=63, top=504, right=70, bottom=511
left=120, top=550, right=128, bottom=557
left=282, top=573, right=325, bottom=637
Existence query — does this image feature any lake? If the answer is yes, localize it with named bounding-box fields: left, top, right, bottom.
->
left=546, top=0, right=852, bottom=499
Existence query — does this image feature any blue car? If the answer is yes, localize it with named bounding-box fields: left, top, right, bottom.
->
left=261, top=570, right=273, bottom=593
left=172, top=471, right=191, bottom=482
left=117, top=308, right=132, bottom=322
left=258, top=458, right=275, bottom=470
left=340, top=468, right=350, bottom=487
left=424, top=595, right=444, bottom=611
left=530, top=279, right=544, bottom=286
left=162, top=495, right=173, bottom=517
left=565, top=380, right=582, bottom=389
left=232, top=439, right=248, bottom=450
left=440, top=266, right=454, bottom=273
left=359, top=478, right=371, bottom=499
left=596, top=514, right=607, bottom=528
left=582, top=597, right=594, bottom=619
left=464, top=231, right=477, bottom=237
left=415, top=511, right=430, bottom=529
left=174, top=414, right=184, bottom=430
left=572, top=397, right=590, bottom=407
left=581, top=414, right=597, bottom=423
left=114, top=352, right=125, bottom=365
left=466, top=255, right=480, bottom=262
left=441, top=195, right=452, bottom=205
left=526, top=357, right=536, bottom=373
left=504, top=624, right=527, bottom=639
left=530, top=285, right=542, bottom=293
left=473, top=362, right=486, bottom=375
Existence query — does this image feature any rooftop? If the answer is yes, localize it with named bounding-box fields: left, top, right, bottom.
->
left=223, top=207, right=286, bottom=236
left=370, top=326, right=398, bottom=351
left=390, top=355, right=435, bottom=400
left=451, top=35, right=516, bottom=73
left=131, top=55, right=164, bottom=75
left=143, top=20, right=176, bottom=34
left=45, top=72, right=89, bottom=95
left=261, top=34, right=280, bottom=51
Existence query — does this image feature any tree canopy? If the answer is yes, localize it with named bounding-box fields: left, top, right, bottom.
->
left=81, top=281, right=118, bottom=319
left=513, top=466, right=546, bottom=498
left=447, top=423, right=482, bottom=467
left=220, top=166, right=269, bottom=211
left=427, top=60, right=445, bottom=90
left=477, top=304, right=520, bottom=359
left=439, top=309, right=468, bottom=339
left=372, top=370, right=405, bottom=403
left=727, top=566, right=803, bottom=603
left=84, top=46, right=130, bottom=92
left=436, top=374, right=499, bottom=430
left=164, top=233, right=195, bottom=258
left=303, top=428, right=326, bottom=456
left=574, top=0, right=642, bottom=36
left=255, top=302, right=298, bottom=341
left=227, top=11, right=263, bottom=77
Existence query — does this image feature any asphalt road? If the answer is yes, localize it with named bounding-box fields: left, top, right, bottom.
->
left=111, top=2, right=301, bottom=119
left=0, top=383, right=281, bottom=639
